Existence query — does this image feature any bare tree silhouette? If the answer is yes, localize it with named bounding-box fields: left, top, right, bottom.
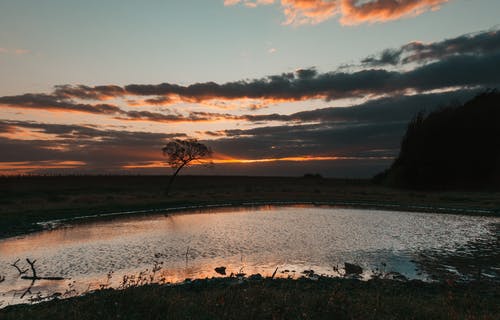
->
left=162, top=139, right=212, bottom=195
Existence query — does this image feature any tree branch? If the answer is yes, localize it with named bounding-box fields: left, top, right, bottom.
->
left=11, top=259, right=28, bottom=275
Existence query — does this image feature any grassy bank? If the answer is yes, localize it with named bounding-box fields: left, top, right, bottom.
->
left=1, top=175, right=499, bottom=238
left=1, top=277, right=498, bottom=320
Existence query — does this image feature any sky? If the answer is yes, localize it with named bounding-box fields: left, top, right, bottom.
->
left=1, top=0, right=500, bottom=177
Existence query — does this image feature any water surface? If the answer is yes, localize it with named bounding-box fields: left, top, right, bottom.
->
left=0, top=205, right=498, bottom=307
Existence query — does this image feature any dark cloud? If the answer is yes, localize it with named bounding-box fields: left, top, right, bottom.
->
left=209, top=122, right=403, bottom=160
left=0, top=121, right=186, bottom=163
left=0, top=94, right=240, bottom=123
left=53, top=85, right=126, bottom=100
left=50, top=51, right=500, bottom=103
left=0, top=93, right=122, bottom=114
left=120, top=110, right=240, bottom=122
left=0, top=88, right=481, bottom=177
left=206, top=89, right=479, bottom=160
left=296, top=68, right=318, bottom=79
left=242, top=88, right=481, bottom=123
left=362, top=28, right=500, bottom=66
left=2, top=29, right=499, bottom=111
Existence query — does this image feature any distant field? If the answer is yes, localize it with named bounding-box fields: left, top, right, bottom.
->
left=1, top=175, right=499, bottom=238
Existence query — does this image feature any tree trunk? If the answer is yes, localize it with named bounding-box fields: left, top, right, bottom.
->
left=165, top=162, right=187, bottom=196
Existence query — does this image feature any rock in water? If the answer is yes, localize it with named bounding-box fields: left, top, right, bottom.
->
left=344, top=263, right=363, bottom=275
left=214, top=266, right=226, bottom=275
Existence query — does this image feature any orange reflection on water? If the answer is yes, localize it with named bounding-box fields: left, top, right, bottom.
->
left=0, top=206, right=285, bottom=256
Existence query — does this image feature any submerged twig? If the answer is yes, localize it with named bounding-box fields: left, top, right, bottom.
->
left=271, top=267, right=278, bottom=279
left=185, top=246, right=190, bottom=266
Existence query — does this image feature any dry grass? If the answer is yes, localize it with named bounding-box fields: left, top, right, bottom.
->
left=1, top=277, right=498, bottom=320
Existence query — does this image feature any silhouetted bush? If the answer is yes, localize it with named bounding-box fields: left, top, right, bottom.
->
left=375, top=90, right=500, bottom=189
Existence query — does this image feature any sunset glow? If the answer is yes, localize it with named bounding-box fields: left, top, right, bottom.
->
left=1, top=1, right=499, bottom=176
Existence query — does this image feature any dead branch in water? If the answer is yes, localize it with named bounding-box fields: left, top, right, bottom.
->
left=271, top=267, right=278, bottom=279
left=11, top=259, right=28, bottom=275
left=25, top=258, right=37, bottom=279
left=20, top=279, right=35, bottom=299
left=11, top=258, right=66, bottom=299
left=20, top=259, right=65, bottom=281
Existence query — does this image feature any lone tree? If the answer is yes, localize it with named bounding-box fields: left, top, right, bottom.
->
left=162, top=139, right=212, bottom=195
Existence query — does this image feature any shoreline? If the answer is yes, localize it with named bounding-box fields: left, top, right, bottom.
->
left=1, top=175, right=499, bottom=239
left=2, top=199, right=499, bottom=240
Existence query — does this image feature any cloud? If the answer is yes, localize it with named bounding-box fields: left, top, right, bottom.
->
left=0, top=93, right=240, bottom=123
left=0, top=93, right=123, bottom=114
left=53, top=84, right=126, bottom=100
left=225, top=0, right=450, bottom=25
left=119, top=52, right=500, bottom=102
left=0, top=121, right=187, bottom=173
left=2, top=49, right=499, bottom=116
left=281, top=0, right=339, bottom=25
left=339, top=0, right=449, bottom=25
left=240, top=88, right=481, bottom=123
left=362, top=28, right=500, bottom=66
left=0, top=88, right=482, bottom=176
left=119, top=110, right=240, bottom=123
left=0, top=120, right=186, bottom=143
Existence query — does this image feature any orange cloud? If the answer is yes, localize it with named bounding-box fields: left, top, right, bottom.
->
left=0, top=161, right=86, bottom=175
left=340, top=0, right=449, bottom=25
left=121, top=154, right=392, bottom=170
left=225, top=0, right=451, bottom=25
left=281, top=0, right=339, bottom=25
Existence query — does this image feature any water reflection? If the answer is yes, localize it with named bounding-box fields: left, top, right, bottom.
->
left=416, top=222, right=499, bottom=281
left=0, top=205, right=498, bottom=307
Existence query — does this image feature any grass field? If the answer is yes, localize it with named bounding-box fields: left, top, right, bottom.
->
left=1, top=175, right=499, bottom=238
left=1, top=276, right=498, bottom=320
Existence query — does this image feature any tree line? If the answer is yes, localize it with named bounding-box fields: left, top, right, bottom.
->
left=374, top=90, right=500, bottom=189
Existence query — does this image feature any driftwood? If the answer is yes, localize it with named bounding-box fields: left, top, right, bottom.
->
left=20, top=259, right=65, bottom=281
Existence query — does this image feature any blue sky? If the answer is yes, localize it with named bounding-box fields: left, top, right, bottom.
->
left=0, top=0, right=499, bottom=176
left=1, top=0, right=499, bottom=94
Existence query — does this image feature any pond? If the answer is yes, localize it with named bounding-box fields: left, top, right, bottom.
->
left=0, top=205, right=498, bottom=307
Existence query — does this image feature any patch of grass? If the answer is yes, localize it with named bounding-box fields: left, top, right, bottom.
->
left=1, top=277, right=498, bottom=320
